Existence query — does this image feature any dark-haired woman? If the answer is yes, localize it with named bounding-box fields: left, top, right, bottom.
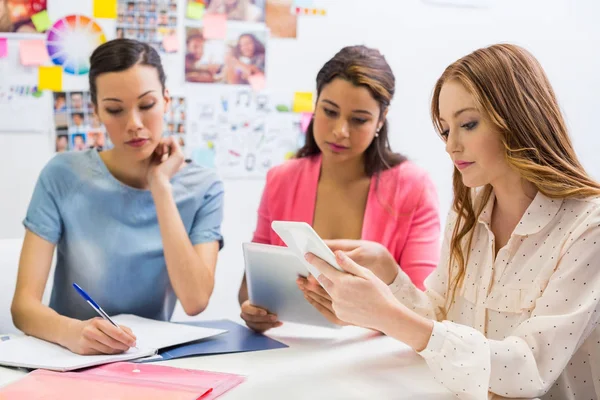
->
left=11, top=39, right=224, bottom=355
left=238, top=45, right=440, bottom=332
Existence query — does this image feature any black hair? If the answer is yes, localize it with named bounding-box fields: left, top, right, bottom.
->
left=88, top=38, right=166, bottom=106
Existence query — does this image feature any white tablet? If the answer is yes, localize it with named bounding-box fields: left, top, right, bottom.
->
left=271, top=221, right=344, bottom=279
left=242, top=242, right=340, bottom=329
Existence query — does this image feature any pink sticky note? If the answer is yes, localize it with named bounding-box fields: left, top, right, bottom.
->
left=203, top=14, right=227, bottom=39
left=248, top=73, right=266, bottom=91
left=300, top=112, right=313, bottom=133
left=0, top=38, right=7, bottom=58
left=162, top=34, right=179, bottom=53
left=19, top=40, right=49, bottom=66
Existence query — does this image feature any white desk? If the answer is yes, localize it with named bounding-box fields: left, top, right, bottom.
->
left=0, top=324, right=454, bottom=399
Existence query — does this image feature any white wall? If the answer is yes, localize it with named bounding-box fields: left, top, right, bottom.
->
left=1, top=0, right=599, bottom=322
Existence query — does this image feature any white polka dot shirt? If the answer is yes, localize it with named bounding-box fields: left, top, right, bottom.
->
left=389, top=190, right=600, bottom=400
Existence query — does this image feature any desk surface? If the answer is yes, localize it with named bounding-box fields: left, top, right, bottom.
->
left=0, top=324, right=454, bottom=399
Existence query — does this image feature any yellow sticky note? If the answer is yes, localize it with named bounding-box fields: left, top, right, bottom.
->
left=162, top=34, right=179, bottom=53
left=31, top=10, right=51, bottom=32
left=38, top=66, right=63, bottom=92
left=94, top=0, right=117, bottom=19
left=19, top=40, right=49, bottom=66
left=293, top=92, right=314, bottom=113
left=186, top=2, right=205, bottom=20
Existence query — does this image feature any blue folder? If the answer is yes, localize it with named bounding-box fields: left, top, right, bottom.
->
left=141, top=319, right=288, bottom=362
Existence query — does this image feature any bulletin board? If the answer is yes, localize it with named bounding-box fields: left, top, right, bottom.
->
left=0, top=0, right=327, bottom=179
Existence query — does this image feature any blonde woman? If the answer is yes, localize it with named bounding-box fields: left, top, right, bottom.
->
left=303, top=44, right=600, bottom=399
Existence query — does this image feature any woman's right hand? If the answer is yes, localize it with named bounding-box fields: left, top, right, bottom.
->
left=240, top=300, right=282, bottom=333
left=63, top=318, right=137, bottom=355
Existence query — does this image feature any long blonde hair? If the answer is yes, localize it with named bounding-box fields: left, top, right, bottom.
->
left=430, top=44, right=600, bottom=314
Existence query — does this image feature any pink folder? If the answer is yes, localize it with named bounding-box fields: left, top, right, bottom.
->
left=0, top=362, right=245, bottom=399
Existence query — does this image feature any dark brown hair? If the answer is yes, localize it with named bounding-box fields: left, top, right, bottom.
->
left=296, top=45, right=405, bottom=176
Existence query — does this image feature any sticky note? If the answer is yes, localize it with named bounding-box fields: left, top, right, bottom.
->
left=192, top=148, right=215, bottom=168
left=0, top=38, right=7, bottom=58
left=292, top=92, right=313, bottom=113
left=300, top=112, right=313, bottom=133
left=203, top=14, right=227, bottom=39
left=162, top=34, right=179, bottom=53
left=186, top=2, right=205, bottom=20
left=248, top=74, right=266, bottom=91
left=93, top=0, right=117, bottom=19
left=31, top=10, right=51, bottom=32
left=19, top=40, right=49, bottom=66
left=38, top=66, right=63, bottom=91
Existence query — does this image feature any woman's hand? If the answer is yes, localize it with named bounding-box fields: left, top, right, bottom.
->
left=62, top=318, right=137, bottom=355
left=240, top=300, right=282, bottom=333
left=296, top=275, right=348, bottom=326
left=147, top=136, right=185, bottom=191
left=325, top=240, right=399, bottom=285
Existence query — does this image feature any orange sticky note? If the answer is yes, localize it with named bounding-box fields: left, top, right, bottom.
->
left=0, top=38, right=7, bottom=58
left=203, top=14, right=227, bottom=39
left=248, top=74, right=266, bottom=91
left=293, top=92, right=313, bottom=113
left=94, top=0, right=117, bottom=19
left=31, top=10, right=51, bottom=32
left=38, top=66, right=62, bottom=91
left=19, top=40, right=49, bottom=66
left=162, top=34, right=179, bottom=53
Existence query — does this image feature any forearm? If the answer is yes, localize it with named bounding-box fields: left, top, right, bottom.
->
left=378, top=300, right=434, bottom=352
left=11, top=297, right=77, bottom=348
left=152, top=182, right=214, bottom=315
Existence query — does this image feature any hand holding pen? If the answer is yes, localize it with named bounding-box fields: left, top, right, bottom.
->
left=62, top=283, right=138, bottom=356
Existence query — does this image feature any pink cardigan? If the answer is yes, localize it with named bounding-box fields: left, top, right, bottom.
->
left=252, top=155, right=441, bottom=290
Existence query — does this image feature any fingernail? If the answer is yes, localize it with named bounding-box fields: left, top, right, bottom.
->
left=304, top=253, right=311, bottom=261
left=269, top=315, right=277, bottom=321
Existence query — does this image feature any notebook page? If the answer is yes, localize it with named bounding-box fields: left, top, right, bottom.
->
left=112, top=315, right=226, bottom=350
left=0, top=336, right=155, bottom=372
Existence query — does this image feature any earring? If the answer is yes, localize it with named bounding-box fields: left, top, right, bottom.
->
left=375, top=129, right=380, bottom=138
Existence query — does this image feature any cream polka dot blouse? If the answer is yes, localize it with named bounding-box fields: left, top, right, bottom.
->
left=389, top=190, right=600, bottom=400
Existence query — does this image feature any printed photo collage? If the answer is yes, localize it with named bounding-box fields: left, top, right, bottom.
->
left=185, top=1, right=267, bottom=84
left=164, top=96, right=187, bottom=154
left=117, top=0, right=178, bottom=52
left=53, top=92, right=109, bottom=153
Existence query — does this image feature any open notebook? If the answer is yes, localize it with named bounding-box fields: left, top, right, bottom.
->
left=0, top=315, right=226, bottom=372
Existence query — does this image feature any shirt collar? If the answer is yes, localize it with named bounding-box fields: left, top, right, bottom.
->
left=477, top=190, right=563, bottom=236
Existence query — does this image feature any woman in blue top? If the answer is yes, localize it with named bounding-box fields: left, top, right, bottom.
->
left=11, top=39, right=224, bottom=356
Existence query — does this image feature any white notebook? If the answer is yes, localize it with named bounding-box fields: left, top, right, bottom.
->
left=0, top=314, right=226, bottom=372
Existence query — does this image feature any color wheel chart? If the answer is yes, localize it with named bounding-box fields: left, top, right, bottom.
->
left=46, top=15, right=107, bottom=75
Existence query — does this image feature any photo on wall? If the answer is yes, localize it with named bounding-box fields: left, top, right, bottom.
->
left=53, top=91, right=109, bottom=153
left=200, top=0, right=266, bottom=22
left=265, top=0, right=297, bottom=38
left=0, top=0, right=48, bottom=33
left=184, top=27, right=226, bottom=83
left=116, top=0, right=178, bottom=51
left=164, top=95, right=187, bottom=155
left=224, top=28, right=266, bottom=85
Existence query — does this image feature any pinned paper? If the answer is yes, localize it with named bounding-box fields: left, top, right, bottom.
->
left=203, top=14, right=227, bottom=39
left=248, top=74, right=266, bottom=92
left=186, top=2, right=205, bottom=20
left=162, top=34, right=179, bottom=53
left=0, top=38, right=7, bottom=58
left=292, top=92, right=313, bottom=113
left=31, top=10, right=51, bottom=32
left=19, top=40, right=49, bottom=66
left=300, top=112, right=313, bottom=133
left=192, top=148, right=216, bottom=169
left=93, top=0, right=117, bottom=19
left=38, top=66, right=63, bottom=91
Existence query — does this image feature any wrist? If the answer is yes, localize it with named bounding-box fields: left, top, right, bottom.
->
left=379, top=299, right=434, bottom=352
left=149, top=177, right=172, bottom=195
left=57, top=316, right=79, bottom=348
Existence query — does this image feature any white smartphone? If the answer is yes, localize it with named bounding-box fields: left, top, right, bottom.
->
left=271, top=221, right=343, bottom=278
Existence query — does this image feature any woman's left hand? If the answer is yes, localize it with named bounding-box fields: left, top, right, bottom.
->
left=147, top=136, right=185, bottom=191
left=304, top=250, right=401, bottom=331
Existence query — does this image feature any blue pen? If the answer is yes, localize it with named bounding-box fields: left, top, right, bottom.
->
left=72, top=283, right=138, bottom=349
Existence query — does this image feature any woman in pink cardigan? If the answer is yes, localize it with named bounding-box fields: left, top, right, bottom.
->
left=239, top=45, right=441, bottom=332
